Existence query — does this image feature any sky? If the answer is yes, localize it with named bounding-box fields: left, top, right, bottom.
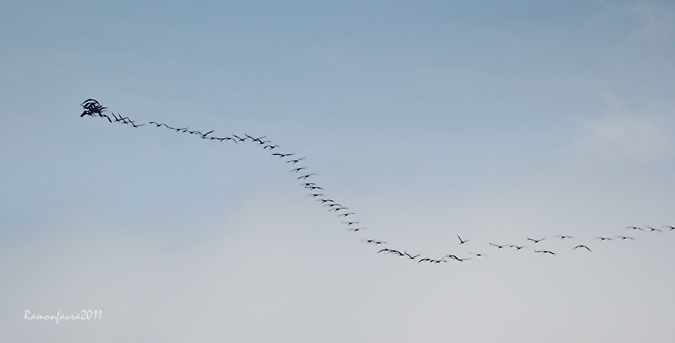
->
left=1, top=0, right=675, bottom=342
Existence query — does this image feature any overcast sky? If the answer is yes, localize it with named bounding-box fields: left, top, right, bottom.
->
left=2, top=1, right=675, bottom=342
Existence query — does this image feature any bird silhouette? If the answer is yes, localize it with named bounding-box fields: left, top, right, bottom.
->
left=615, top=236, right=635, bottom=240
left=297, top=173, right=317, bottom=180
left=457, top=236, right=470, bottom=245
left=286, top=158, right=305, bottom=164
left=646, top=226, right=663, bottom=233
left=527, top=238, right=545, bottom=244
left=573, top=245, right=591, bottom=251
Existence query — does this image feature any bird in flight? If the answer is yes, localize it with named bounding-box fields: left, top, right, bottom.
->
left=595, top=237, right=613, bottom=241
left=556, top=235, right=573, bottom=239
left=615, top=236, right=635, bottom=240
left=646, top=226, right=663, bottom=233
left=457, top=236, right=470, bottom=245
left=297, top=173, right=317, bottom=180
left=489, top=243, right=505, bottom=249
left=286, top=157, right=305, bottom=164
left=342, top=221, right=360, bottom=226
left=535, top=250, right=556, bottom=255
left=527, top=238, right=545, bottom=244
left=404, top=252, right=420, bottom=260
left=378, top=248, right=404, bottom=256
left=573, top=245, right=591, bottom=251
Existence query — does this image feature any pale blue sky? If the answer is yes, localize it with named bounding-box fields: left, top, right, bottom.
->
left=2, top=1, right=675, bottom=342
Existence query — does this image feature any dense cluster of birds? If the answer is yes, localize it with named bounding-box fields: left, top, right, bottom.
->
left=80, top=99, right=674, bottom=265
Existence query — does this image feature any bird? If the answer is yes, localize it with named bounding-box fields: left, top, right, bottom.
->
left=232, top=134, right=247, bottom=142
left=646, top=226, right=663, bottom=233
left=509, top=245, right=526, bottom=250
left=615, top=236, right=635, bottom=240
left=626, top=226, right=644, bottom=231
left=363, top=239, right=386, bottom=245
left=457, top=236, right=470, bottom=245
left=573, top=245, right=591, bottom=251
left=527, top=238, right=545, bottom=244
left=290, top=167, right=308, bottom=173
left=297, top=173, right=317, bottom=180
left=489, top=243, right=505, bottom=249
left=338, top=212, right=355, bottom=217
left=264, top=144, right=280, bottom=150
left=535, top=250, right=556, bottom=255
left=470, top=252, right=487, bottom=257
left=342, top=221, right=359, bottom=226
left=245, top=134, right=266, bottom=144
left=307, top=193, right=324, bottom=198
left=348, top=227, right=366, bottom=232
left=286, top=158, right=306, bottom=164
left=556, top=235, right=573, bottom=239
left=80, top=99, right=107, bottom=118
left=663, top=225, right=675, bottom=231
left=452, top=256, right=471, bottom=262
left=200, top=130, right=215, bottom=139
left=595, top=237, right=613, bottom=241
left=404, top=252, right=420, bottom=260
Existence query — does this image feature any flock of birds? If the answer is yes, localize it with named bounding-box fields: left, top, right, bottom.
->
left=80, top=99, right=674, bottom=265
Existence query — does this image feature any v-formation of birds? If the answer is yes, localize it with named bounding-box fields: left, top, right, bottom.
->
left=80, top=99, right=675, bottom=265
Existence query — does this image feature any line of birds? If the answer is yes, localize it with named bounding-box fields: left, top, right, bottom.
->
left=80, top=99, right=675, bottom=265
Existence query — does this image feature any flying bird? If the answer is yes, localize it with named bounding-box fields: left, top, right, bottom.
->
left=595, top=237, right=613, bottom=241
left=615, top=236, right=635, bottom=240
left=297, top=173, right=317, bottom=180
left=527, top=238, right=545, bottom=244
left=573, top=245, right=591, bottom=251
left=457, top=236, right=470, bottom=245
left=338, top=212, right=355, bottom=217
left=286, top=158, right=306, bottom=164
